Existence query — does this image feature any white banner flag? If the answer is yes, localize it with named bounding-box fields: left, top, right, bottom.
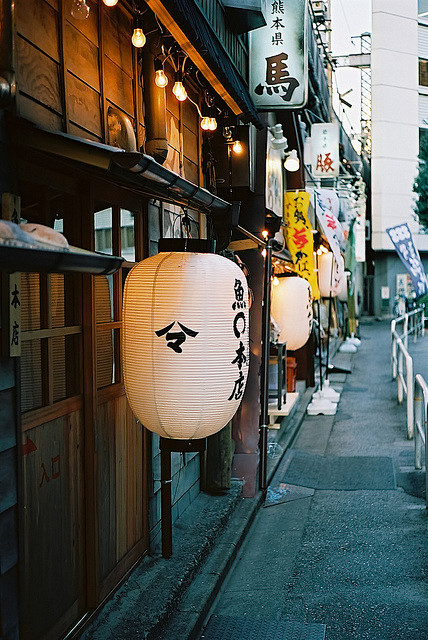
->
left=310, top=188, right=344, bottom=265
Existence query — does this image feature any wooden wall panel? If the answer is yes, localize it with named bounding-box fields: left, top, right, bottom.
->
left=183, top=126, right=198, bottom=165
left=103, top=11, right=133, bottom=73
left=68, top=123, right=102, bottom=142
left=182, top=98, right=199, bottom=134
left=97, top=395, right=144, bottom=575
left=0, top=448, right=17, bottom=514
left=0, top=507, right=18, bottom=575
left=16, top=0, right=60, bottom=63
left=0, top=389, right=16, bottom=454
left=96, top=400, right=116, bottom=581
left=167, top=112, right=180, bottom=152
left=64, top=1, right=99, bottom=46
left=125, top=400, right=143, bottom=547
left=16, top=38, right=62, bottom=114
left=184, top=158, right=199, bottom=185
left=67, top=73, right=102, bottom=137
left=21, top=411, right=85, bottom=640
left=115, top=395, right=127, bottom=561
left=104, top=58, right=134, bottom=117
left=64, top=22, right=100, bottom=92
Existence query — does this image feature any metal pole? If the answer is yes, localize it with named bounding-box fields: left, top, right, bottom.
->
left=259, top=240, right=273, bottom=491
left=325, top=294, right=333, bottom=381
left=160, top=438, right=172, bottom=558
left=325, top=255, right=334, bottom=381
left=317, top=299, right=323, bottom=391
left=406, top=354, right=414, bottom=440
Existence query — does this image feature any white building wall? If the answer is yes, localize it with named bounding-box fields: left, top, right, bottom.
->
left=371, top=1, right=424, bottom=250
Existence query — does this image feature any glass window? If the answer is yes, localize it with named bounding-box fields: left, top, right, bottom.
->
left=94, top=208, right=113, bottom=255
left=19, top=184, right=82, bottom=415
left=420, top=59, right=428, bottom=86
left=120, top=209, right=135, bottom=261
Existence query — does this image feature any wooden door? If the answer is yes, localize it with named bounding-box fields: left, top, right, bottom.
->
left=89, top=185, right=149, bottom=604
left=18, top=174, right=149, bottom=639
left=19, top=185, right=86, bottom=640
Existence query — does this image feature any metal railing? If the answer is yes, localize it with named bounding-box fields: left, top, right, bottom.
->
left=391, top=308, right=425, bottom=439
left=391, top=308, right=424, bottom=379
left=392, top=333, right=414, bottom=439
left=414, top=374, right=428, bottom=508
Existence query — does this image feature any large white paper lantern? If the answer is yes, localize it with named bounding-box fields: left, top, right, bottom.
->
left=271, top=276, right=313, bottom=350
left=123, top=252, right=249, bottom=439
left=318, top=252, right=345, bottom=297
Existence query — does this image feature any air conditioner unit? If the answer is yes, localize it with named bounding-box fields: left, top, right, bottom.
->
left=312, top=1, right=327, bottom=23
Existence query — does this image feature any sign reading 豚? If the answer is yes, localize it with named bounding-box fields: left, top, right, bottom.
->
left=311, top=123, right=340, bottom=177
left=249, top=0, right=308, bottom=109
left=386, top=223, right=428, bottom=297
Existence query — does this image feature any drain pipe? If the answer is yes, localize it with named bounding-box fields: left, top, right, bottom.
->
left=142, top=41, right=168, bottom=164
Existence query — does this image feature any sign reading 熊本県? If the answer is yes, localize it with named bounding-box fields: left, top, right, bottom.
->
left=311, top=123, right=340, bottom=177
left=249, top=0, right=308, bottom=109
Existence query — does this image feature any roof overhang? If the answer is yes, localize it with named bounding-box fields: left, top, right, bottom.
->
left=143, top=0, right=263, bottom=129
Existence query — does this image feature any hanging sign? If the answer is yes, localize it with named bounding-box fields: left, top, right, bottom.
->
left=1, top=194, right=21, bottom=357
left=284, top=191, right=320, bottom=299
left=249, top=0, right=308, bottom=109
left=386, top=223, right=428, bottom=297
left=311, top=122, right=340, bottom=177
left=311, top=188, right=343, bottom=265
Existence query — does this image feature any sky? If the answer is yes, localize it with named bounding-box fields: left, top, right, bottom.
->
left=330, top=0, right=372, bottom=144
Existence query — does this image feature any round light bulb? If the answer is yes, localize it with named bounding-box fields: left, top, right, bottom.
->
left=103, top=0, right=118, bottom=5
left=272, top=276, right=280, bottom=286
left=132, top=28, right=146, bottom=48
left=232, top=140, right=243, bottom=154
left=201, top=117, right=210, bottom=131
left=154, top=69, right=168, bottom=88
left=71, top=0, right=90, bottom=19
left=208, top=117, right=217, bottom=131
left=261, top=248, right=267, bottom=258
left=172, top=81, right=187, bottom=101
left=261, top=230, right=269, bottom=239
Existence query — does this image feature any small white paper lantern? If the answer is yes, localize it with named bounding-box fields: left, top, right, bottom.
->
left=318, top=251, right=345, bottom=297
left=122, top=252, right=249, bottom=439
left=271, top=276, right=313, bottom=350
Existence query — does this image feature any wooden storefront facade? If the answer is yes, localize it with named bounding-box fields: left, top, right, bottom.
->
left=0, top=0, right=266, bottom=637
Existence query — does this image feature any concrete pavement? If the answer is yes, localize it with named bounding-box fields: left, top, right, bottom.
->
left=196, top=319, right=428, bottom=639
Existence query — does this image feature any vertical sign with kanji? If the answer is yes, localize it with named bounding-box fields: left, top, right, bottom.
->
left=284, top=191, right=320, bottom=299
left=249, top=0, right=308, bottom=109
left=311, top=123, right=340, bottom=178
left=1, top=194, right=21, bottom=357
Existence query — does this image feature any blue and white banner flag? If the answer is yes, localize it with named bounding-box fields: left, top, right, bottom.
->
left=386, top=223, right=428, bottom=297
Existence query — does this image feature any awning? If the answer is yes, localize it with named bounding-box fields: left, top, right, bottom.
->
left=143, top=0, right=263, bottom=129
left=0, top=243, right=123, bottom=275
left=13, top=120, right=237, bottom=218
left=12, top=119, right=241, bottom=250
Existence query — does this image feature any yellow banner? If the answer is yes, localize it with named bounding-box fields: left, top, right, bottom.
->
left=284, top=191, right=320, bottom=300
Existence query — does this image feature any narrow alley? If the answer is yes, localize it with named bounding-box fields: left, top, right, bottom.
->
left=166, top=319, right=428, bottom=640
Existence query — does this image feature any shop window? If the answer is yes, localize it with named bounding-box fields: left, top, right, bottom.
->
left=121, top=209, right=135, bottom=261
left=94, top=204, right=137, bottom=389
left=419, top=59, right=428, bottom=86
left=19, top=187, right=82, bottom=415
